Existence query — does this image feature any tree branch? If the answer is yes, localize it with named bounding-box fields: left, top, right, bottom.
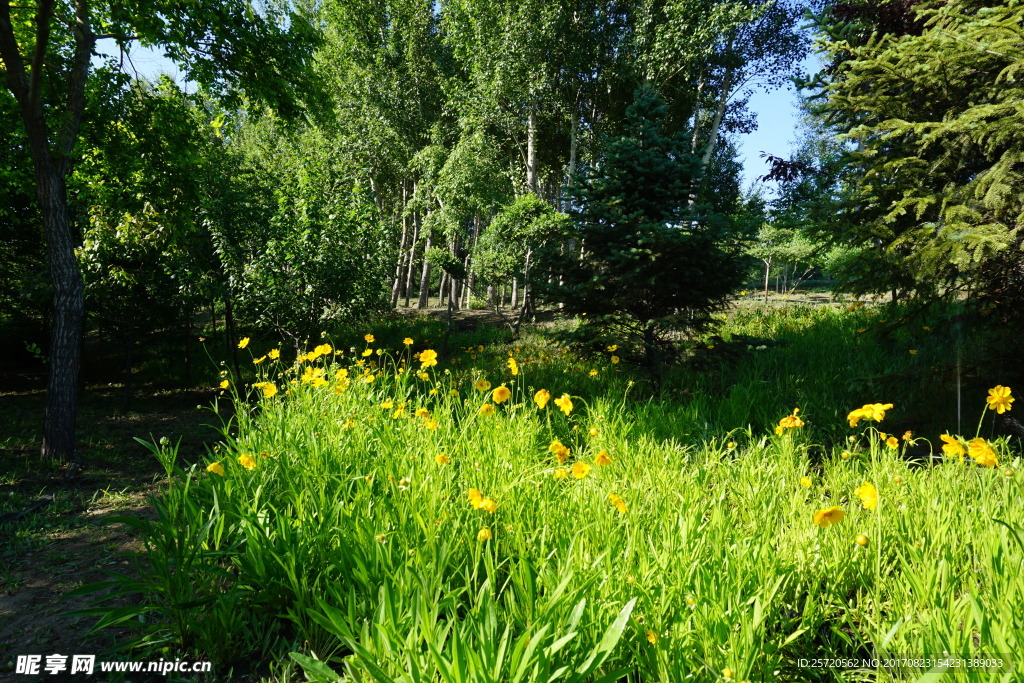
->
left=28, top=0, right=54, bottom=112
left=55, top=0, right=94, bottom=166
left=0, top=0, right=30, bottom=101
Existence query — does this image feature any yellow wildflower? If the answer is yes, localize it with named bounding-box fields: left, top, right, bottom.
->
left=364, top=334, right=375, bottom=343
left=646, top=629, right=658, bottom=644
left=589, top=369, right=598, bottom=376
left=940, top=434, right=965, bottom=461
left=611, top=355, right=620, bottom=364
left=595, top=450, right=612, bottom=466
left=855, top=534, right=869, bottom=547
left=479, top=404, right=496, bottom=416
left=478, top=527, right=492, bottom=542
left=435, top=453, right=450, bottom=464
left=475, top=378, right=492, bottom=392
left=778, top=408, right=804, bottom=430
left=261, top=383, right=278, bottom=398
left=554, top=394, right=573, bottom=415
left=885, top=435, right=899, bottom=450
left=206, top=461, right=225, bottom=476
left=847, top=402, right=894, bottom=427
left=535, top=389, right=551, bottom=410
left=571, top=461, right=591, bottom=479
left=813, top=506, right=846, bottom=528
left=237, top=337, right=250, bottom=349
left=507, top=357, right=519, bottom=376
left=361, top=349, right=373, bottom=357
left=219, top=380, right=230, bottom=389
left=268, top=349, right=280, bottom=359
left=986, top=385, right=1014, bottom=414
left=492, top=385, right=511, bottom=404
left=548, top=440, right=571, bottom=464
left=415, top=408, right=430, bottom=418
left=468, top=488, right=483, bottom=507
left=419, top=349, right=438, bottom=368
left=968, top=438, right=998, bottom=467
left=480, top=498, right=498, bottom=514
left=238, top=453, right=257, bottom=470
left=855, top=482, right=878, bottom=511
left=424, top=419, right=438, bottom=431
left=607, top=345, right=618, bottom=352
left=253, top=355, right=267, bottom=364
left=553, top=467, right=569, bottom=479
left=800, top=476, right=811, bottom=488
left=403, top=337, right=413, bottom=345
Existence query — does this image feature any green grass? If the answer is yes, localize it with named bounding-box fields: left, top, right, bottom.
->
left=82, top=304, right=1023, bottom=682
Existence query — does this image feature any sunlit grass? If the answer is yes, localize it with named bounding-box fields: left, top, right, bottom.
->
left=85, top=305, right=1023, bottom=682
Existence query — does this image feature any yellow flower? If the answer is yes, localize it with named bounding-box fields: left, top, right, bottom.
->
left=723, top=669, right=734, bottom=680
left=238, top=453, right=257, bottom=470
left=968, top=438, right=998, bottom=467
left=478, top=527, right=493, bottom=542
left=418, top=372, right=429, bottom=381
left=855, top=482, right=878, bottom=511
left=363, top=374, right=376, bottom=383
left=778, top=408, right=804, bottom=430
left=481, top=498, right=498, bottom=514
left=607, top=344, right=618, bottom=352
left=535, top=389, right=551, bottom=410
left=315, top=343, right=332, bottom=356
left=611, top=355, right=620, bottom=364
left=237, top=337, right=250, bottom=349
left=902, top=430, right=913, bottom=441
left=479, top=404, right=496, bottom=416
left=553, top=467, right=569, bottom=479
left=364, top=334, right=375, bottom=343
left=253, top=355, right=267, bottom=364
left=940, top=434, right=965, bottom=461
left=475, top=378, right=492, bottom=392
left=589, top=369, right=598, bottom=376
left=588, top=427, right=599, bottom=437
left=424, top=419, right=438, bottom=431
left=468, top=489, right=483, bottom=507
left=609, top=493, right=628, bottom=513
left=774, top=425, right=784, bottom=436
left=554, top=394, right=573, bottom=415
left=219, top=380, right=230, bottom=389
left=361, top=349, right=373, bottom=357
left=813, top=506, right=846, bottom=528
left=403, top=337, right=413, bottom=345
left=419, top=349, right=438, bottom=368
left=885, top=436, right=899, bottom=450
left=595, top=450, right=612, bottom=466
left=800, top=476, right=811, bottom=488
left=855, top=534, right=869, bottom=547
left=548, top=440, right=571, bottom=464
left=571, top=461, right=591, bottom=479
left=206, top=461, right=225, bottom=476
left=507, top=357, right=519, bottom=376
left=492, top=385, right=511, bottom=404
left=415, top=408, right=430, bottom=418
left=986, top=385, right=1014, bottom=414
left=268, top=348, right=280, bottom=359
left=646, top=629, right=658, bottom=644
left=392, top=407, right=405, bottom=419
left=848, top=402, right=894, bottom=427
left=262, top=383, right=278, bottom=398
left=436, top=453, right=450, bottom=465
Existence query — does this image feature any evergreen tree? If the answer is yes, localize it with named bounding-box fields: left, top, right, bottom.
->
left=548, top=85, right=748, bottom=367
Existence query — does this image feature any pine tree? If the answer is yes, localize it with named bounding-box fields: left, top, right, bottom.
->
left=549, top=85, right=747, bottom=367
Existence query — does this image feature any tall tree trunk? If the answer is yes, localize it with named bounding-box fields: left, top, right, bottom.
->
left=390, top=183, right=410, bottom=308
left=511, top=278, right=518, bottom=309
left=417, top=229, right=433, bottom=309
left=404, top=211, right=420, bottom=308
left=527, top=107, right=538, bottom=194
left=699, top=40, right=734, bottom=172
left=38, top=168, right=84, bottom=461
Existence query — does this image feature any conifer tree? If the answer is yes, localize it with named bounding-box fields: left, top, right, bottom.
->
left=548, top=85, right=747, bottom=367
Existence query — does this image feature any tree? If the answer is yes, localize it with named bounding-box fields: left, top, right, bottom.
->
left=806, top=0, right=1024, bottom=302
left=547, top=85, right=748, bottom=368
left=0, top=0, right=318, bottom=460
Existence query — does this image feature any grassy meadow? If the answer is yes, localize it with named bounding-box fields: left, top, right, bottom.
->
left=85, top=302, right=1023, bottom=682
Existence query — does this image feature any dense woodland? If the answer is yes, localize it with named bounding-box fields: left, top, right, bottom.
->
left=3, top=0, right=1024, bottom=451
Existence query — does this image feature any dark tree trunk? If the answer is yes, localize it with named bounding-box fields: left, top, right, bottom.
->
left=38, top=166, right=84, bottom=461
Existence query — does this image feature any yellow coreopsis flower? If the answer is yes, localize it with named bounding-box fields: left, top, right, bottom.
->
left=478, top=527, right=493, bottom=542
left=262, top=383, right=278, bottom=398
left=535, top=389, right=551, bottom=410
left=424, top=419, right=438, bottom=431
left=492, top=385, right=511, bottom=404
left=611, top=355, right=620, bottom=364
left=595, top=450, right=612, bottom=466
left=571, top=461, right=591, bottom=479
left=419, top=349, right=438, bottom=368
left=253, top=355, right=267, bottom=365
left=607, top=344, right=618, bottom=352
left=268, top=348, right=280, bottom=359
left=778, top=408, right=804, bottom=430
left=968, top=438, right=998, bottom=467
left=364, top=334, right=375, bottom=343
left=885, top=435, right=899, bottom=450
left=435, top=453, right=450, bottom=465
left=315, top=343, right=332, bottom=356
left=479, top=403, right=496, bottom=416
left=415, top=408, right=431, bottom=418
left=646, top=629, right=658, bottom=644
left=403, top=337, right=414, bottom=346
left=206, top=461, right=225, bottom=476
left=219, top=380, right=230, bottom=389
left=986, top=385, right=1014, bottom=414
left=855, top=534, right=869, bottom=547
left=361, top=349, right=373, bottom=357
left=238, top=453, right=257, bottom=470
left=475, top=378, right=492, bottom=392
left=481, top=498, right=498, bottom=514
left=813, top=506, right=846, bottom=528
left=589, top=369, right=598, bottom=376
left=800, top=476, right=811, bottom=488
left=553, top=467, right=569, bottom=479
left=940, top=434, right=965, bottom=461
left=554, top=394, right=573, bottom=415
left=468, top=488, right=483, bottom=507
left=507, top=357, right=519, bottom=376
left=237, top=337, right=250, bottom=349
left=548, top=440, right=571, bottom=464
left=855, top=482, right=878, bottom=511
